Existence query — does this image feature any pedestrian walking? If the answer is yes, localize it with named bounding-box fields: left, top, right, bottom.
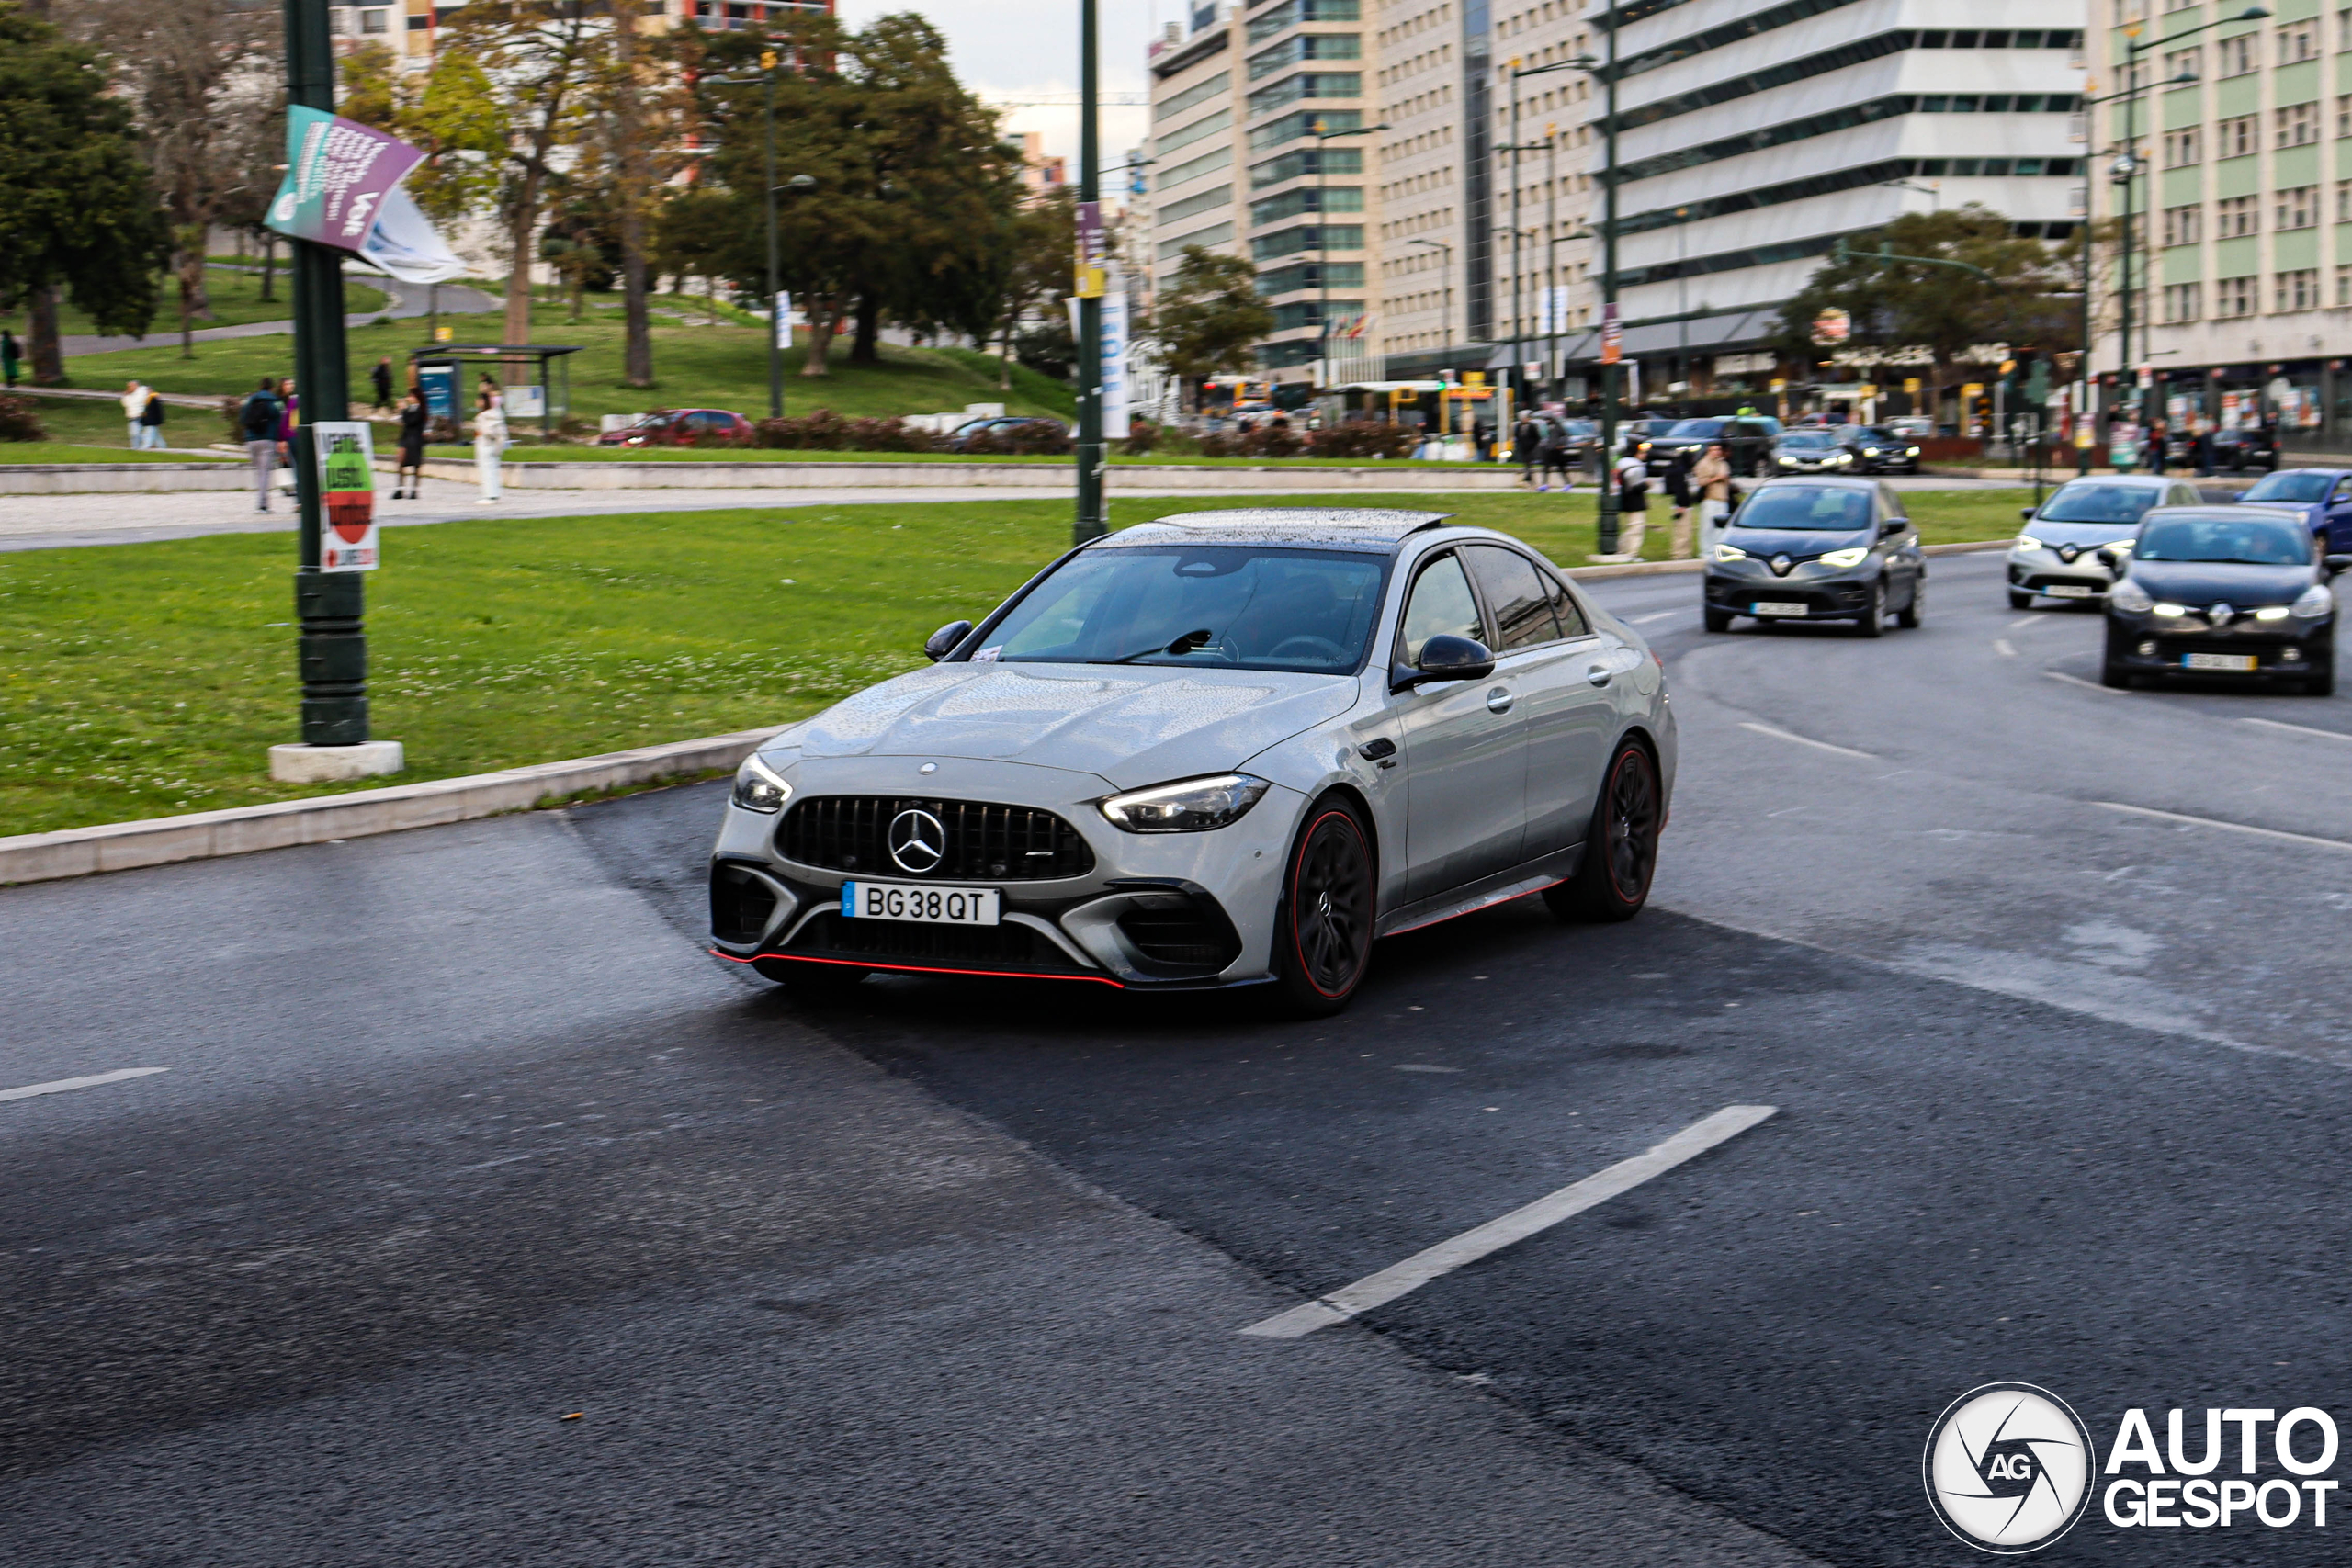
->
left=1538, top=415, right=1575, bottom=492
left=393, top=389, right=428, bottom=498
left=1514, top=412, right=1542, bottom=486
left=239, top=377, right=282, bottom=512
left=369, top=356, right=395, bottom=416
left=1611, top=437, right=1650, bottom=559
left=472, top=387, right=508, bottom=504
left=2190, top=422, right=2217, bottom=478
left=139, top=388, right=168, bottom=449
left=1664, top=446, right=1695, bottom=558
left=121, top=380, right=153, bottom=448
left=275, top=377, right=298, bottom=471
left=1, top=328, right=20, bottom=388
left=1690, top=441, right=1736, bottom=559
left=2143, top=419, right=2168, bottom=475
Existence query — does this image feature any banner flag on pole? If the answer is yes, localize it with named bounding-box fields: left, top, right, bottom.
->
left=266, top=106, right=468, bottom=284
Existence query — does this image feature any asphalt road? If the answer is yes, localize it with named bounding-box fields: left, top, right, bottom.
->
left=5, top=550, right=2348, bottom=1565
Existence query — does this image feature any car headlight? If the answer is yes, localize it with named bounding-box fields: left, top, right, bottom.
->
left=1776, top=456, right=1796, bottom=466
left=2256, top=605, right=2292, bottom=621
left=1906, top=446, right=1921, bottom=456
left=2108, top=580, right=2155, bottom=614
left=2153, top=602, right=2191, bottom=618
left=730, top=753, right=793, bottom=813
left=1831, top=453, right=1852, bottom=465
left=1820, top=547, right=1870, bottom=569
left=1713, top=543, right=1747, bottom=562
left=1100, top=773, right=1271, bottom=832
left=2292, top=583, right=2335, bottom=619
left=2016, top=534, right=2044, bottom=550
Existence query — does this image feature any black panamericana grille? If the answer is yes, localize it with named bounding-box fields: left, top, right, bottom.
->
left=776, top=796, right=1095, bottom=881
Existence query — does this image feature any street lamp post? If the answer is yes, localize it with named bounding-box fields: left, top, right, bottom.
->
left=1076, top=0, right=1106, bottom=543
left=1308, top=119, right=1385, bottom=392
left=705, top=60, right=819, bottom=421
left=1408, top=236, right=1452, bottom=441
left=1502, top=58, right=1577, bottom=404
left=1570, top=23, right=1623, bottom=557
left=285, top=0, right=367, bottom=749
left=2071, top=71, right=2192, bottom=471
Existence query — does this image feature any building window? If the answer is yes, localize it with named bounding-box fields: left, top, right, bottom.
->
left=2163, top=46, right=2201, bottom=82
left=2338, top=264, right=2352, bottom=305
left=2160, top=203, right=2203, bottom=245
left=2218, top=114, right=2258, bottom=157
left=2162, top=282, right=2202, bottom=321
left=2340, top=95, right=2352, bottom=138
left=2163, top=126, right=2203, bottom=165
left=2278, top=184, right=2320, bottom=228
left=2216, top=275, right=2258, bottom=316
left=2277, top=101, right=2320, bottom=147
left=2217, top=193, right=2260, bottom=235
left=2218, top=33, right=2257, bottom=75
left=2340, top=179, right=2352, bottom=221
left=361, top=6, right=389, bottom=31
left=2280, top=20, right=2319, bottom=62
left=2276, top=268, right=2321, bottom=310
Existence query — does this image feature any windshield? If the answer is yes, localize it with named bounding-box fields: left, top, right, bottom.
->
left=2134, top=516, right=2312, bottom=566
left=1732, top=486, right=1875, bottom=532
left=1666, top=419, right=1724, bottom=439
left=979, top=546, right=1387, bottom=673
left=2242, top=471, right=2335, bottom=503
left=2038, top=483, right=2163, bottom=524
left=1778, top=432, right=1838, bottom=448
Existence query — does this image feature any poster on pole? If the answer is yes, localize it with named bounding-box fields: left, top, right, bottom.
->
left=1600, top=301, right=1622, bottom=365
left=312, top=422, right=380, bottom=572
left=266, top=106, right=467, bottom=283
left=1100, top=272, right=1130, bottom=429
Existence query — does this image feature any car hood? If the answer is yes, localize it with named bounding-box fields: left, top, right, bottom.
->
left=1723, top=526, right=1871, bottom=558
left=2124, top=560, right=2313, bottom=605
left=775, top=661, right=1361, bottom=790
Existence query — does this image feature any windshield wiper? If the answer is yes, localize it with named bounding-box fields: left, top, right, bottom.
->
left=1101, top=627, right=1216, bottom=664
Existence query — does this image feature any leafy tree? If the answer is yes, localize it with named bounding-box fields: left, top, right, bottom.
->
left=1776, top=206, right=2075, bottom=406
left=652, top=187, right=740, bottom=322
left=0, top=2, right=170, bottom=382
left=1154, top=246, right=1273, bottom=410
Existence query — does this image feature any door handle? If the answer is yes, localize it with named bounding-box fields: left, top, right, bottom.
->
left=1485, top=686, right=1515, bottom=714
left=1586, top=662, right=1613, bottom=688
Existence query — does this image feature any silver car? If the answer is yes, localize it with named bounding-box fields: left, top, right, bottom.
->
left=707, top=509, right=1677, bottom=1015
left=2008, top=475, right=2204, bottom=607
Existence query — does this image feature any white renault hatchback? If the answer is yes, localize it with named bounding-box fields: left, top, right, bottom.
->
left=2008, top=475, right=2205, bottom=607
left=707, top=509, right=1676, bottom=1014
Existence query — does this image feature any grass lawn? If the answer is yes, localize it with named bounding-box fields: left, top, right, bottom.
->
left=3, top=393, right=235, bottom=456
left=0, top=265, right=384, bottom=341
left=0, top=489, right=2027, bottom=838
left=51, top=295, right=1078, bottom=426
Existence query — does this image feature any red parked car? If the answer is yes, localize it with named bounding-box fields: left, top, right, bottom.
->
left=596, top=408, right=755, bottom=446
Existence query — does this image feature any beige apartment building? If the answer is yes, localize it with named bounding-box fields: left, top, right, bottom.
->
left=326, top=0, right=831, bottom=65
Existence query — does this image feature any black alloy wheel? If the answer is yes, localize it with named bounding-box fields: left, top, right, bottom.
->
left=1546, top=742, right=1662, bottom=923
left=2098, top=624, right=2135, bottom=688
left=1274, top=799, right=1376, bottom=1015
left=1854, top=578, right=1886, bottom=637
left=2008, top=588, right=2034, bottom=610
left=1703, top=605, right=1735, bottom=633
left=1897, top=574, right=1926, bottom=628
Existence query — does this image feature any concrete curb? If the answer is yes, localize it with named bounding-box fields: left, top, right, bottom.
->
left=0, top=463, right=249, bottom=495
left=0, top=726, right=784, bottom=888
left=0, top=541, right=2012, bottom=889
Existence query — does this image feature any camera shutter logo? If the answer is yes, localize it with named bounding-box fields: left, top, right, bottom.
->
left=1924, top=1382, right=2097, bottom=1554
left=887, top=808, right=947, bottom=874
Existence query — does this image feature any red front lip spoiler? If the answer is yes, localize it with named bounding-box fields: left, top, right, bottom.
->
left=710, top=948, right=1125, bottom=987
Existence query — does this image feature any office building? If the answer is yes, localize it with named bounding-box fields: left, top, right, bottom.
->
left=2100, top=1, right=2352, bottom=455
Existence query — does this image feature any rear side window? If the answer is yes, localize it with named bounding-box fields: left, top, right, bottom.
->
left=1464, top=545, right=1560, bottom=651
left=1540, top=570, right=1589, bottom=637
left=1399, top=553, right=1483, bottom=662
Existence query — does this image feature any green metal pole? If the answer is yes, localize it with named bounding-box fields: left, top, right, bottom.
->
left=764, top=72, right=782, bottom=421
left=287, top=0, right=365, bottom=746
left=1074, top=0, right=1106, bottom=543
left=1596, top=18, right=1621, bottom=557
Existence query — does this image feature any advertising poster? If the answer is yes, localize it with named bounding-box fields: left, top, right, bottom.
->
left=267, top=106, right=424, bottom=252
left=312, top=422, right=380, bottom=572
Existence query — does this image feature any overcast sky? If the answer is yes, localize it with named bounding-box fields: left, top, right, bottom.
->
left=838, top=0, right=1159, bottom=175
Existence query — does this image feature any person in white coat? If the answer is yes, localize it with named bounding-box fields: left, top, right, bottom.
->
left=472, top=389, right=508, bottom=503
left=121, top=381, right=155, bottom=449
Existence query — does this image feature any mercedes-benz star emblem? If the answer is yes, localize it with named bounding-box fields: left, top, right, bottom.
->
left=887, top=808, right=947, bottom=874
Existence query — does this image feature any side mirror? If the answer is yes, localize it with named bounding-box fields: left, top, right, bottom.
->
left=2094, top=548, right=2119, bottom=569
left=2019, top=506, right=2038, bottom=522
left=1395, top=633, right=1496, bottom=690
left=2324, top=554, right=2352, bottom=578
left=923, top=619, right=973, bottom=661
left=1880, top=517, right=1906, bottom=537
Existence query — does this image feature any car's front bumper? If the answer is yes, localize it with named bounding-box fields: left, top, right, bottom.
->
left=707, top=756, right=1299, bottom=988
left=2009, top=547, right=2120, bottom=598
left=1705, top=562, right=1878, bottom=619
left=2107, top=615, right=2333, bottom=680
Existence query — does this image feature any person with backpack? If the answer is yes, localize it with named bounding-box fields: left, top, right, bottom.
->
left=1538, top=413, right=1575, bottom=492
left=1664, top=445, right=1696, bottom=558
left=1514, top=412, right=1543, bottom=486
left=239, top=378, right=282, bottom=512
left=1611, top=435, right=1650, bottom=559
left=139, top=389, right=168, bottom=449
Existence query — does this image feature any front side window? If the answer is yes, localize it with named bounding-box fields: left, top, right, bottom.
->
left=1398, top=552, right=1483, bottom=663
left=983, top=547, right=1387, bottom=672
left=1464, top=545, right=1560, bottom=651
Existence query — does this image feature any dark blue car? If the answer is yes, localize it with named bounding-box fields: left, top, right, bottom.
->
left=2238, top=468, right=2352, bottom=554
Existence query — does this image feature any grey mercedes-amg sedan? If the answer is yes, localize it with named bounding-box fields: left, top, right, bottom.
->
left=707, top=509, right=1676, bottom=1014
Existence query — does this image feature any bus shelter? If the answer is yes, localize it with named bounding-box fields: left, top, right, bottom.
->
left=408, top=344, right=582, bottom=441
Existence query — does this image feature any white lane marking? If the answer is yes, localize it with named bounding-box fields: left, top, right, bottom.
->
left=2093, top=801, right=2352, bottom=854
left=1238, top=1105, right=1780, bottom=1338
left=1995, top=638, right=2018, bottom=658
left=1630, top=609, right=1679, bottom=625
left=2007, top=615, right=2045, bottom=630
left=0, top=1066, right=169, bottom=1105
left=2244, top=716, right=2352, bottom=743
left=1737, top=720, right=1877, bottom=760
left=2043, top=671, right=2128, bottom=694
left=1394, top=1063, right=1464, bottom=1074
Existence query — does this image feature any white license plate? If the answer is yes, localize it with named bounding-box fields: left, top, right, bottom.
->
left=840, top=882, right=1001, bottom=925
left=2045, top=584, right=2094, bottom=598
left=2182, top=652, right=2258, bottom=672
left=1752, top=601, right=1810, bottom=617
